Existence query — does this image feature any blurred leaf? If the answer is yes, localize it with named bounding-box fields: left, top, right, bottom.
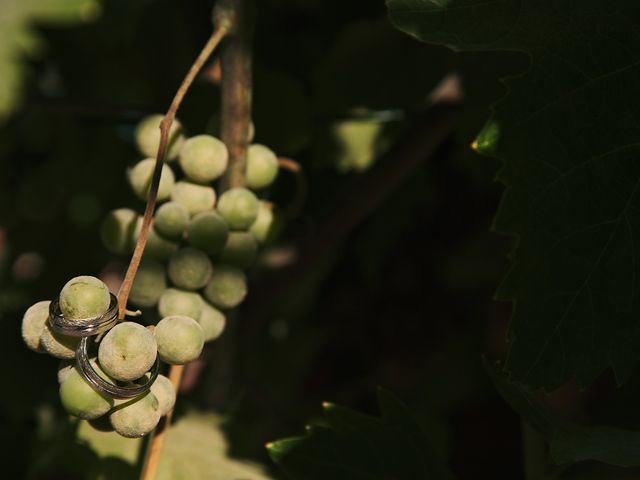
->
left=268, top=388, right=454, bottom=480
left=486, top=360, right=640, bottom=468
left=0, top=0, right=99, bottom=122
left=388, top=0, right=640, bottom=390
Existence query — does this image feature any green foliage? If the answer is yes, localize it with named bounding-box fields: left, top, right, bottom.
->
left=268, top=388, right=454, bottom=480
left=388, top=0, right=640, bottom=389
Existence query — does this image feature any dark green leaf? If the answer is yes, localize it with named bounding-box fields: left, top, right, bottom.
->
left=388, top=0, right=640, bottom=389
left=268, top=389, right=455, bottom=480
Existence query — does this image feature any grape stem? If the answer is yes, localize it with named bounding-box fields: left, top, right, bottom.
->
left=277, top=157, right=307, bottom=217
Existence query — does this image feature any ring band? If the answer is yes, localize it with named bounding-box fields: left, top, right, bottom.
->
left=49, top=293, right=119, bottom=337
left=76, top=337, right=160, bottom=399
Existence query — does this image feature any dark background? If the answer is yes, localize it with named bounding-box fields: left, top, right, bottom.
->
left=0, top=0, right=538, bottom=478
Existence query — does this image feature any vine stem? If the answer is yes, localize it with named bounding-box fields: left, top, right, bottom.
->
left=114, top=25, right=230, bottom=480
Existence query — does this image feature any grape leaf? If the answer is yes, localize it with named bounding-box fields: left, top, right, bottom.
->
left=387, top=0, right=640, bottom=389
left=486, top=360, right=640, bottom=468
left=268, top=388, right=454, bottom=480
left=0, top=0, right=98, bottom=122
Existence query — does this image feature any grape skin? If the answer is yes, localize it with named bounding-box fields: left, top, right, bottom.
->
left=59, top=275, right=111, bottom=320
left=158, top=288, right=203, bottom=320
left=186, top=211, right=229, bottom=256
left=127, top=158, right=175, bottom=202
left=246, top=144, right=278, bottom=190
left=155, top=315, right=205, bottom=365
left=98, top=322, right=158, bottom=382
left=218, top=232, right=258, bottom=269
left=100, top=208, right=139, bottom=255
left=150, top=374, right=176, bottom=416
left=197, top=300, right=226, bottom=342
left=21, top=300, right=50, bottom=353
left=249, top=202, right=275, bottom=243
left=203, top=265, right=247, bottom=310
left=179, top=134, right=228, bottom=183
left=41, top=323, right=80, bottom=359
left=110, top=391, right=161, bottom=438
left=130, top=259, right=167, bottom=307
left=154, top=201, right=190, bottom=240
left=59, top=362, right=114, bottom=420
left=168, top=247, right=213, bottom=291
left=135, top=114, right=185, bottom=161
left=171, top=181, right=216, bottom=216
left=217, top=187, right=259, bottom=230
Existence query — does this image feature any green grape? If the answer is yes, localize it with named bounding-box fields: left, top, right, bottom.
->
left=158, top=288, right=202, bottom=319
left=249, top=202, right=275, bottom=243
left=155, top=315, right=204, bottom=365
left=100, top=208, right=139, bottom=255
left=127, top=158, right=175, bottom=202
left=59, top=361, right=114, bottom=420
left=57, top=360, right=74, bottom=383
left=154, top=201, right=189, bottom=240
left=216, top=187, right=258, bottom=230
left=171, top=181, right=216, bottom=216
left=41, top=323, right=80, bottom=359
left=135, top=114, right=185, bottom=161
left=141, top=226, right=179, bottom=262
left=218, top=232, right=258, bottom=269
left=246, top=144, right=278, bottom=190
left=149, top=374, right=176, bottom=416
left=197, top=300, right=226, bottom=342
left=98, top=322, right=157, bottom=382
left=167, top=247, right=213, bottom=290
left=110, top=391, right=160, bottom=438
left=60, top=275, right=111, bottom=320
left=187, top=211, right=229, bottom=255
left=203, top=265, right=247, bottom=310
left=178, top=135, right=228, bottom=183
left=129, top=259, right=166, bottom=307
left=21, top=300, right=50, bottom=353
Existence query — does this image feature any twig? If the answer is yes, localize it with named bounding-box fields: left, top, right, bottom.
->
left=140, top=365, right=185, bottom=480
left=117, top=25, right=229, bottom=321
left=117, top=25, right=230, bottom=480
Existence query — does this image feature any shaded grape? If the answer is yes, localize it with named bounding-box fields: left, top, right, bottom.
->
left=129, top=259, right=166, bottom=307
left=187, top=211, right=229, bottom=255
left=155, top=315, right=204, bottom=365
left=216, top=187, right=258, bottom=230
left=135, top=114, right=185, bottom=161
left=178, top=134, right=228, bottom=183
left=154, top=201, right=189, bottom=240
left=203, top=265, right=247, bottom=310
left=168, top=247, right=212, bottom=290
left=127, top=158, right=175, bottom=202
left=218, top=232, right=258, bottom=269
left=21, top=300, right=50, bottom=353
left=249, top=201, right=275, bottom=243
left=57, top=359, right=74, bottom=384
left=246, top=144, right=278, bottom=190
left=149, top=374, right=176, bottom=416
left=171, top=181, right=216, bottom=216
left=100, top=208, right=139, bottom=255
left=197, top=300, right=226, bottom=342
left=98, top=322, right=157, bottom=382
left=141, top=226, right=179, bottom=262
left=41, top=323, right=80, bottom=359
left=110, top=391, right=160, bottom=438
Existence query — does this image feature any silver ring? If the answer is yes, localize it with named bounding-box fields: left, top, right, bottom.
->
left=76, top=337, right=160, bottom=399
left=49, top=293, right=119, bottom=337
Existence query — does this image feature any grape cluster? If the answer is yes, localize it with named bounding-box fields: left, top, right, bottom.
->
left=19, top=114, right=281, bottom=437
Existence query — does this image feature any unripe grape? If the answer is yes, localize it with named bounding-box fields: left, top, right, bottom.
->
left=135, top=114, right=185, bottom=161
left=167, top=247, right=212, bottom=290
left=57, top=359, right=74, bottom=383
left=246, top=144, right=278, bottom=190
left=127, top=158, right=175, bottom=202
left=149, top=374, right=176, bottom=416
left=155, top=315, right=204, bottom=365
left=218, top=232, right=258, bottom=269
left=141, top=226, right=179, bottom=262
left=100, top=208, right=139, bottom=255
left=41, top=323, right=80, bottom=359
left=203, top=265, right=247, bottom=310
left=158, top=288, right=202, bottom=319
left=171, top=181, right=216, bottom=216
left=98, top=322, right=157, bottom=382
left=129, top=259, right=166, bottom=307
left=197, top=300, right=226, bottom=342
left=217, top=187, right=258, bottom=230
left=87, top=416, right=114, bottom=433
left=59, top=361, right=114, bottom=420
left=154, top=201, right=189, bottom=240
left=249, top=202, right=275, bottom=243
left=178, top=135, right=228, bottom=183
left=187, top=211, right=229, bottom=255
left=110, top=391, right=160, bottom=438
left=59, top=276, right=111, bottom=320
left=21, top=300, right=50, bottom=353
